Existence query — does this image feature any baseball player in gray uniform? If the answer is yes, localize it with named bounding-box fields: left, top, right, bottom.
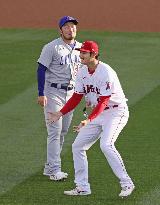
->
left=37, top=16, right=81, bottom=181
left=48, top=41, right=135, bottom=197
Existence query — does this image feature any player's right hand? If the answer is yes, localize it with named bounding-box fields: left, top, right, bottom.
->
left=37, top=96, right=48, bottom=107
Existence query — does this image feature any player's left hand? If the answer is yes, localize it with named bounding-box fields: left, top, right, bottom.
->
left=47, top=111, right=62, bottom=124
left=73, top=119, right=90, bottom=132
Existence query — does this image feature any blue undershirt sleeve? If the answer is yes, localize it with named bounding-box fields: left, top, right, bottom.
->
left=37, top=63, right=47, bottom=96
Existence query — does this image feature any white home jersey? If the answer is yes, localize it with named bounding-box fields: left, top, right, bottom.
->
left=75, top=61, right=128, bottom=107
left=38, top=37, right=81, bottom=85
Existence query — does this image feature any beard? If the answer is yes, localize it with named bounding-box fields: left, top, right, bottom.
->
left=64, top=35, right=74, bottom=40
left=61, top=31, right=76, bottom=41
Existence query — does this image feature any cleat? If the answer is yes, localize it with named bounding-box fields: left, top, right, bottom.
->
left=64, top=187, right=91, bottom=196
left=119, top=185, right=135, bottom=198
left=50, top=171, right=68, bottom=181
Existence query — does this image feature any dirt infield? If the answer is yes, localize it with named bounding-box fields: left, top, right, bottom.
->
left=0, top=0, right=160, bottom=32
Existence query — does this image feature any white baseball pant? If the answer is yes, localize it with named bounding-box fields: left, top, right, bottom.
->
left=72, top=105, right=134, bottom=192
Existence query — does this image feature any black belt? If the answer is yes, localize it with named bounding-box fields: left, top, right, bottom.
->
left=104, top=105, right=118, bottom=110
left=51, top=83, right=74, bottom=91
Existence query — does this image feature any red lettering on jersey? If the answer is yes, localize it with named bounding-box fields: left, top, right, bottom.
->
left=83, top=85, right=100, bottom=94
left=95, top=87, right=100, bottom=94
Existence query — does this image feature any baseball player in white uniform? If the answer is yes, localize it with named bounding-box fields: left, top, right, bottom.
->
left=37, top=16, right=81, bottom=181
left=47, top=41, right=135, bottom=197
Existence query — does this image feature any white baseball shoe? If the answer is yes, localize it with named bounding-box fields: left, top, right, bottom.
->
left=119, top=185, right=135, bottom=198
left=50, top=171, right=68, bottom=181
left=64, top=187, right=91, bottom=196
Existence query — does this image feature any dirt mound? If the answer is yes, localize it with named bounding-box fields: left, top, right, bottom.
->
left=0, top=0, right=160, bottom=32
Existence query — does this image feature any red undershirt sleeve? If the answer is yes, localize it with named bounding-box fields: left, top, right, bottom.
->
left=88, top=96, right=110, bottom=121
left=60, top=92, right=83, bottom=115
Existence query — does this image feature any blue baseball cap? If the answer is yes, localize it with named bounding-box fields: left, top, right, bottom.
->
left=59, top=16, right=78, bottom=28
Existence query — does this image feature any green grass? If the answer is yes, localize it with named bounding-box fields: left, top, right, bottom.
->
left=0, top=29, right=160, bottom=205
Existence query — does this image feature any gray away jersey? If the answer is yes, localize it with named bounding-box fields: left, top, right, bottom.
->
left=38, top=37, right=82, bottom=85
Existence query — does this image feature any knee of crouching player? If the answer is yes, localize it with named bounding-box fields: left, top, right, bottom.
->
left=100, top=142, right=115, bottom=156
